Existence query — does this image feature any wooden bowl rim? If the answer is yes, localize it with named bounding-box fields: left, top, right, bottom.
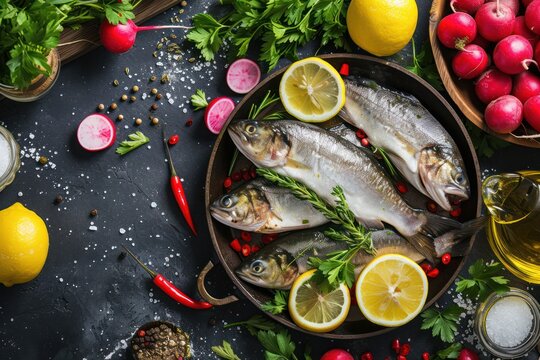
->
left=205, top=53, right=482, bottom=339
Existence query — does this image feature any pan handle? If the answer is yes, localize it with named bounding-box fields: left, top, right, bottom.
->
left=197, top=261, right=239, bottom=306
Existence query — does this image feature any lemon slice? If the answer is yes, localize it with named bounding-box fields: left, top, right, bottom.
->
left=279, top=57, right=346, bottom=123
left=355, top=254, right=428, bottom=327
left=288, top=269, right=351, bottom=332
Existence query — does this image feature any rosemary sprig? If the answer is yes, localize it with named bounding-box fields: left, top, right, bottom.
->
left=257, top=168, right=374, bottom=288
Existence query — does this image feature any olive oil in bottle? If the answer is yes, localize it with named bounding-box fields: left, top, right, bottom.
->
left=482, top=171, right=540, bottom=283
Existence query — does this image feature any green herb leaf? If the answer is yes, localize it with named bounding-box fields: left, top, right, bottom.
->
left=258, top=329, right=297, bottom=360
left=115, top=131, right=150, bottom=155
left=406, top=39, right=443, bottom=91
left=103, top=0, right=135, bottom=25
left=420, top=305, right=463, bottom=343
left=433, top=343, right=463, bottom=360
left=464, top=122, right=510, bottom=158
left=261, top=290, right=289, bottom=315
left=212, top=340, right=241, bottom=360
left=191, top=89, right=209, bottom=111
left=224, top=315, right=280, bottom=336
left=186, top=13, right=229, bottom=61
left=456, top=259, right=510, bottom=301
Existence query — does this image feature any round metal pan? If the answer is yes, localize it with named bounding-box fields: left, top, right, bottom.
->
left=205, top=54, right=482, bottom=339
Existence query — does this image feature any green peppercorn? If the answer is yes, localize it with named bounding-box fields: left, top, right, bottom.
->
left=121, top=94, right=128, bottom=102
left=97, top=103, right=105, bottom=111
left=117, top=114, right=124, bottom=121
left=113, top=79, right=119, bottom=86
left=151, top=117, right=159, bottom=125
left=151, top=88, right=158, bottom=95
left=135, top=118, right=143, bottom=126
left=38, top=156, right=48, bottom=165
left=132, top=85, right=139, bottom=93
left=110, top=102, right=118, bottom=110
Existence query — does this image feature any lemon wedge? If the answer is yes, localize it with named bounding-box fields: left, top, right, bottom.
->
left=279, top=57, right=346, bottom=123
left=355, top=254, right=428, bottom=327
left=288, top=269, right=351, bottom=332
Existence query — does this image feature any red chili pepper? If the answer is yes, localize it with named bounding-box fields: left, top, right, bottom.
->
left=168, top=134, right=179, bottom=145
left=230, top=238, right=241, bottom=252
left=420, top=263, right=432, bottom=273
left=449, top=207, right=462, bottom=218
left=426, top=201, right=438, bottom=213
left=361, top=138, right=370, bottom=147
left=122, top=245, right=212, bottom=310
left=356, top=129, right=366, bottom=139
left=240, top=231, right=252, bottom=242
left=360, top=352, right=373, bottom=360
left=339, top=63, right=350, bottom=76
left=427, top=268, right=440, bottom=278
left=163, top=130, right=197, bottom=235
left=399, top=343, right=411, bottom=356
left=441, top=253, right=452, bottom=265
left=241, top=244, right=251, bottom=257
left=396, top=182, right=408, bottom=194
left=392, top=339, right=401, bottom=353
left=422, top=352, right=430, bottom=360
left=231, top=172, right=242, bottom=182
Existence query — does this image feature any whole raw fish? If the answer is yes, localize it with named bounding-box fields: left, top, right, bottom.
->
left=340, top=79, right=470, bottom=211
left=209, top=178, right=328, bottom=233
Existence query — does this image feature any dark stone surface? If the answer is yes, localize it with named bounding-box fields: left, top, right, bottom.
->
left=0, top=1, right=538, bottom=359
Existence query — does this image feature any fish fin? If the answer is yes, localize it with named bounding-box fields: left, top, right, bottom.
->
left=360, top=218, right=385, bottom=230
left=419, top=210, right=462, bottom=238
left=434, top=216, right=488, bottom=257
left=285, top=158, right=310, bottom=170
left=405, top=233, right=436, bottom=264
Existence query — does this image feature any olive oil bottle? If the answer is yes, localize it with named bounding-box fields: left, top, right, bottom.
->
left=482, top=171, right=540, bottom=283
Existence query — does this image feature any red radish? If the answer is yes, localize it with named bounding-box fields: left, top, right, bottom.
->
left=475, top=2, right=515, bottom=42
left=535, top=40, right=540, bottom=62
left=450, top=0, right=486, bottom=14
left=320, top=349, right=354, bottom=360
left=452, top=44, right=489, bottom=79
left=526, top=0, right=540, bottom=34
left=524, top=0, right=535, bottom=7
left=493, top=35, right=536, bottom=74
left=523, top=95, right=540, bottom=130
left=513, top=16, right=539, bottom=47
left=457, top=348, right=479, bottom=360
left=512, top=71, right=540, bottom=102
left=99, top=19, right=191, bottom=53
left=77, top=114, right=116, bottom=151
left=205, top=97, right=235, bottom=134
left=484, top=95, right=523, bottom=133
left=437, top=12, right=477, bottom=49
left=472, top=33, right=491, bottom=48
left=488, top=0, right=520, bottom=14
left=475, top=69, right=513, bottom=103
left=226, top=58, right=261, bottom=94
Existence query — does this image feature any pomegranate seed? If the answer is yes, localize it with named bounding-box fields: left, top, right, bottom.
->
left=355, top=129, right=366, bottom=139
left=251, top=245, right=260, bottom=253
left=138, top=330, right=146, bottom=337
left=223, top=177, right=232, bottom=189
left=399, top=343, right=411, bottom=356
left=185, top=118, right=193, bottom=127
left=229, top=239, right=241, bottom=252
left=241, top=231, right=252, bottom=242
left=241, top=168, right=251, bottom=181
left=231, top=172, right=242, bottom=182
left=449, top=207, right=462, bottom=218
left=360, top=352, right=373, bottom=360
left=420, top=263, right=433, bottom=273
left=339, top=63, right=350, bottom=76
left=441, top=253, right=452, bottom=265
left=426, top=201, right=437, bottom=213
left=397, top=356, right=407, bottom=360
left=396, top=182, right=408, bottom=194
left=241, top=244, right=251, bottom=257
left=391, top=339, right=401, bottom=353
left=168, top=134, right=179, bottom=145
left=427, top=268, right=440, bottom=278
left=361, top=138, right=370, bottom=147
left=422, top=352, right=430, bottom=360
left=261, top=234, right=273, bottom=244
left=249, top=165, right=257, bottom=179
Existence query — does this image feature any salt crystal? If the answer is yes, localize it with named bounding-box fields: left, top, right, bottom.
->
left=17, top=192, right=23, bottom=197
left=486, top=296, right=533, bottom=347
left=89, top=225, right=98, bottom=231
left=119, top=228, right=126, bottom=234
left=150, top=202, right=157, bottom=208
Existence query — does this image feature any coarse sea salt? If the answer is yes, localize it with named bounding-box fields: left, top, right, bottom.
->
left=486, top=296, right=533, bottom=347
left=0, top=135, right=10, bottom=177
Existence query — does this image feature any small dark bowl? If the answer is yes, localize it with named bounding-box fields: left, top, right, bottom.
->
left=130, top=321, right=190, bottom=359
left=205, top=54, right=482, bottom=339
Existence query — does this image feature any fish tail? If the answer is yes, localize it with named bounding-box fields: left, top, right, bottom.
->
left=434, top=216, right=487, bottom=257
left=405, top=233, right=436, bottom=264
left=418, top=211, right=462, bottom=238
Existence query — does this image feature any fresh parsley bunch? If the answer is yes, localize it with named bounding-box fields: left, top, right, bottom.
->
left=187, top=0, right=350, bottom=70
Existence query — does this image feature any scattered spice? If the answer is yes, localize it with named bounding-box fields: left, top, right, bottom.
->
left=150, top=75, right=157, bottom=82
left=135, top=118, right=143, bottom=126
left=151, top=117, right=159, bottom=125
left=151, top=103, right=158, bottom=111
left=188, top=57, right=196, bottom=63
left=130, top=95, right=137, bottom=103
left=97, top=103, right=105, bottom=111
left=161, top=73, right=170, bottom=83
left=181, top=0, right=187, bottom=6
left=89, top=209, right=98, bottom=217
left=110, top=102, right=118, bottom=110
left=185, top=118, right=193, bottom=127
left=54, top=195, right=63, bottom=205
left=151, top=88, right=158, bottom=95
left=124, top=67, right=130, bottom=75
left=38, top=156, right=48, bottom=165
left=131, top=322, right=191, bottom=360
left=132, top=85, right=139, bottom=93
left=155, top=93, right=162, bottom=100
left=121, top=94, right=128, bottom=102
left=113, top=79, right=119, bottom=87
left=117, top=114, right=124, bottom=121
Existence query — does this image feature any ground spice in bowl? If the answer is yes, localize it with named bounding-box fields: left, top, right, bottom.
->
left=131, top=321, right=190, bottom=359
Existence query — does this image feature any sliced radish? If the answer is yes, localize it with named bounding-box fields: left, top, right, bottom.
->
left=205, top=97, right=235, bottom=134
left=226, top=58, right=261, bottom=94
left=77, top=114, right=116, bottom=151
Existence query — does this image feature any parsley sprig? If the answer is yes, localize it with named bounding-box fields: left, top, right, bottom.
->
left=406, top=39, right=443, bottom=91
left=433, top=343, right=463, bottom=360
left=115, top=131, right=150, bottom=155
left=187, top=0, right=350, bottom=71
left=421, top=305, right=463, bottom=343
left=257, top=168, right=374, bottom=288
left=456, top=259, right=510, bottom=301
left=191, top=89, right=209, bottom=111
left=212, top=341, right=241, bottom=360
left=261, top=290, right=289, bottom=315
left=464, top=122, right=510, bottom=158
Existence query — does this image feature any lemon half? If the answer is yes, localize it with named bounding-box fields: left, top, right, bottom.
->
left=288, top=269, right=351, bottom=332
left=355, top=254, right=428, bottom=327
left=279, top=57, right=346, bottom=123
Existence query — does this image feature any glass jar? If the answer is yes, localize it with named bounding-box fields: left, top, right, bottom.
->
left=474, top=288, right=540, bottom=358
left=0, top=126, right=20, bottom=192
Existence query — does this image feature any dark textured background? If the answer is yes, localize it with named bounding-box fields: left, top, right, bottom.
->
left=0, top=1, right=539, bottom=359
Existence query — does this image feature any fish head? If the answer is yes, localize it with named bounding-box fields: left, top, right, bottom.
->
left=419, top=145, right=470, bottom=211
left=210, top=187, right=271, bottom=232
left=228, top=120, right=291, bottom=168
left=235, top=247, right=298, bottom=289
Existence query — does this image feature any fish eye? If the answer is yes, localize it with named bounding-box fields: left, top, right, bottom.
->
left=220, top=195, right=233, bottom=208
left=245, top=124, right=257, bottom=134
left=251, top=260, right=265, bottom=274
left=455, top=173, right=465, bottom=184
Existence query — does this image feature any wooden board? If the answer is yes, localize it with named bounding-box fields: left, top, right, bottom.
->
left=58, top=0, right=182, bottom=64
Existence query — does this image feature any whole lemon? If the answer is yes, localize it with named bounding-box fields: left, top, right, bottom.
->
left=347, top=0, right=418, bottom=57
left=0, top=203, right=49, bottom=287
